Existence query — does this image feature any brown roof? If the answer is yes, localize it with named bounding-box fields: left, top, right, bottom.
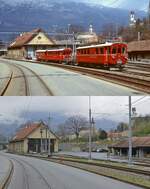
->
left=128, top=40, right=150, bottom=52
left=8, top=28, right=43, bottom=49
left=111, top=137, right=150, bottom=148
left=11, top=122, right=41, bottom=142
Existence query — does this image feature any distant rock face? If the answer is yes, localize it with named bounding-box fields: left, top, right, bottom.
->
left=84, top=0, right=149, bottom=11
left=0, top=0, right=146, bottom=41
left=1, top=0, right=149, bottom=11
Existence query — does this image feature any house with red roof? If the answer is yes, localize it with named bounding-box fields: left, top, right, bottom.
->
left=7, top=28, right=55, bottom=60
left=8, top=121, right=59, bottom=154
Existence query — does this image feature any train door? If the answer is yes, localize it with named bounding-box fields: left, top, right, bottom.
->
left=27, top=47, right=34, bottom=59
left=104, top=47, right=108, bottom=64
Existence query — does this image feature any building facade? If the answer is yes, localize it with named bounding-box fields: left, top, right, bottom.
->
left=128, top=40, right=150, bottom=60
left=7, top=28, right=55, bottom=60
left=8, top=122, right=59, bottom=154
left=109, top=137, right=150, bottom=158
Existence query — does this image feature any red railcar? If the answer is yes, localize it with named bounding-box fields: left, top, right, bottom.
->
left=76, top=43, right=128, bottom=69
left=36, top=48, right=72, bottom=63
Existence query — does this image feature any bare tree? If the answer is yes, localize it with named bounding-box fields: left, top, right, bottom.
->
left=65, top=115, right=88, bottom=141
left=56, top=123, right=68, bottom=140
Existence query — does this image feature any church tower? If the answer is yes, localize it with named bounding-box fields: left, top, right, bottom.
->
left=89, top=24, right=93, bottom=34
left=129, top=11, right=136, bottom=27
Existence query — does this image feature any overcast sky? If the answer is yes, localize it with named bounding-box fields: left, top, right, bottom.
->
left=0, top=96, right=150, bottom=127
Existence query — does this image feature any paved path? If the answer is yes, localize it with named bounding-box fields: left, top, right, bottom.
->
left=0, top=59, right=144, bottom=95
left=0, top=154, right=11, bottom=186
left=2, top=153, right=142, bottom=189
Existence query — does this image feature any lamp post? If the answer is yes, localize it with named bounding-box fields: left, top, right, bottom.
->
left=45, top=126, right=48, bottom=153
left=48, top=132, right=51, bottom=157
left=48, top=114, right=51, bottom=157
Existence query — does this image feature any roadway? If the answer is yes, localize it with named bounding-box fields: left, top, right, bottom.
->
left=0, top=152, right=142, bottom=189
left=0, top=58, right=144, bottom=95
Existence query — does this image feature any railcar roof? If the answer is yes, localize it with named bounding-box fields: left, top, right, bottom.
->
left=36, top=50, right=47, bottom=52
left=77, top=43, right=126, bottom=50
left=36, top=48, right=71, bottom=53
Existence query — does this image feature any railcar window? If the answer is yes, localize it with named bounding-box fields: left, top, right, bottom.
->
left=107, top=47, right=110, bottom=54
left=118, top=48, right=121, bottom=54
left=96, top=48, right=99, bottom=54
left=112, top=48, right=117, bottom=54
left=122, top=47, right=126, bottom=54
left=100, top=48, right=104, bottom=54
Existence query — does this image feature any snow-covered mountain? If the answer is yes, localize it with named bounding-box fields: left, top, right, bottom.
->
left=0, top=0, right=146, bottom=42
left=2, top=0, right=149, bottom=11
left=84, top=0, right=149, bottom=11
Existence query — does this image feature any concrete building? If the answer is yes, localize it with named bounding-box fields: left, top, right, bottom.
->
left=0, top=142, right=7, bottom=150
left=76, top=25, right=98, bottom=45
left=7, top=28, right=55, bottom=60
left=0, top=42, right=7, bottom=56
left=107, top=131, right=128, bottom=141
left=8, top=122, right=59, bottom=154
left=128, top=40, right=150, bottom=61
left=109, top=137, right=150, bottom=158
left=67, top=126, right=98, bottom=140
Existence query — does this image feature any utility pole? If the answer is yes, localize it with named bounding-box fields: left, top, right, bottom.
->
left=48, top=114, right=51, bottom=157
left=128, top=96, right=132, bottom=165
left=138, top=32, right=141, bottom=41
left=89, top=96, right=92, bottom=160
left=45, top=125, right=48, bottom=153
left=40, top=128, right=43, bottom=154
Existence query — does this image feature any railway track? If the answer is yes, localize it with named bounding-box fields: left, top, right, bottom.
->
left=2, top=58, right=150, bottom=94
left=0, top=72, right=13, bottom=96
left=37, top=62, right=150, bottom=94
left=23, top=153, right=150, bottom=176
left=122, top=69, right=150, bottom=77
left=5, top=156, right=52, bottom=189
left=0, top=63, right=53, bottom=96
left=3, top=153, right=150, bottom=189
left=24, top=154, right=150, bottom=188
left=13, top=63, right=53, bottom=96
left=49, top=157, right=150, bottom=176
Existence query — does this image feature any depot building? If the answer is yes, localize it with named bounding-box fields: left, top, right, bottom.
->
left=109, top=137, right=150, bottom=158
left=8, top=121, right=59, bottom=154
left=7, top=28, right=55, bottom=60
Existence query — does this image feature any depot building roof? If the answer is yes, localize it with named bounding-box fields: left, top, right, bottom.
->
left=128, top=40, right=150, bottom=52
left=8, top=28, right=55, bottom=49
left=110, top=137, right=150, bottom=148
left=10, top=122, right=59, bottom=142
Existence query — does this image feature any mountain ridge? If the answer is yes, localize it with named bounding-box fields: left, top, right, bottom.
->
left=1, top=0, right=149, bottom=11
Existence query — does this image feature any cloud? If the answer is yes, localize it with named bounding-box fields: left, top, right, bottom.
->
left=0, top=96, right=149, bottom=128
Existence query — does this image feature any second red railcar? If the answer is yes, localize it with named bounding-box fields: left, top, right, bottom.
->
left=36, top=48, right=72, bottom=63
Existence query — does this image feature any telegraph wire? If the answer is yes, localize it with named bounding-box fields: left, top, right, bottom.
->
left=131, top=96, right=147, bottom=105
